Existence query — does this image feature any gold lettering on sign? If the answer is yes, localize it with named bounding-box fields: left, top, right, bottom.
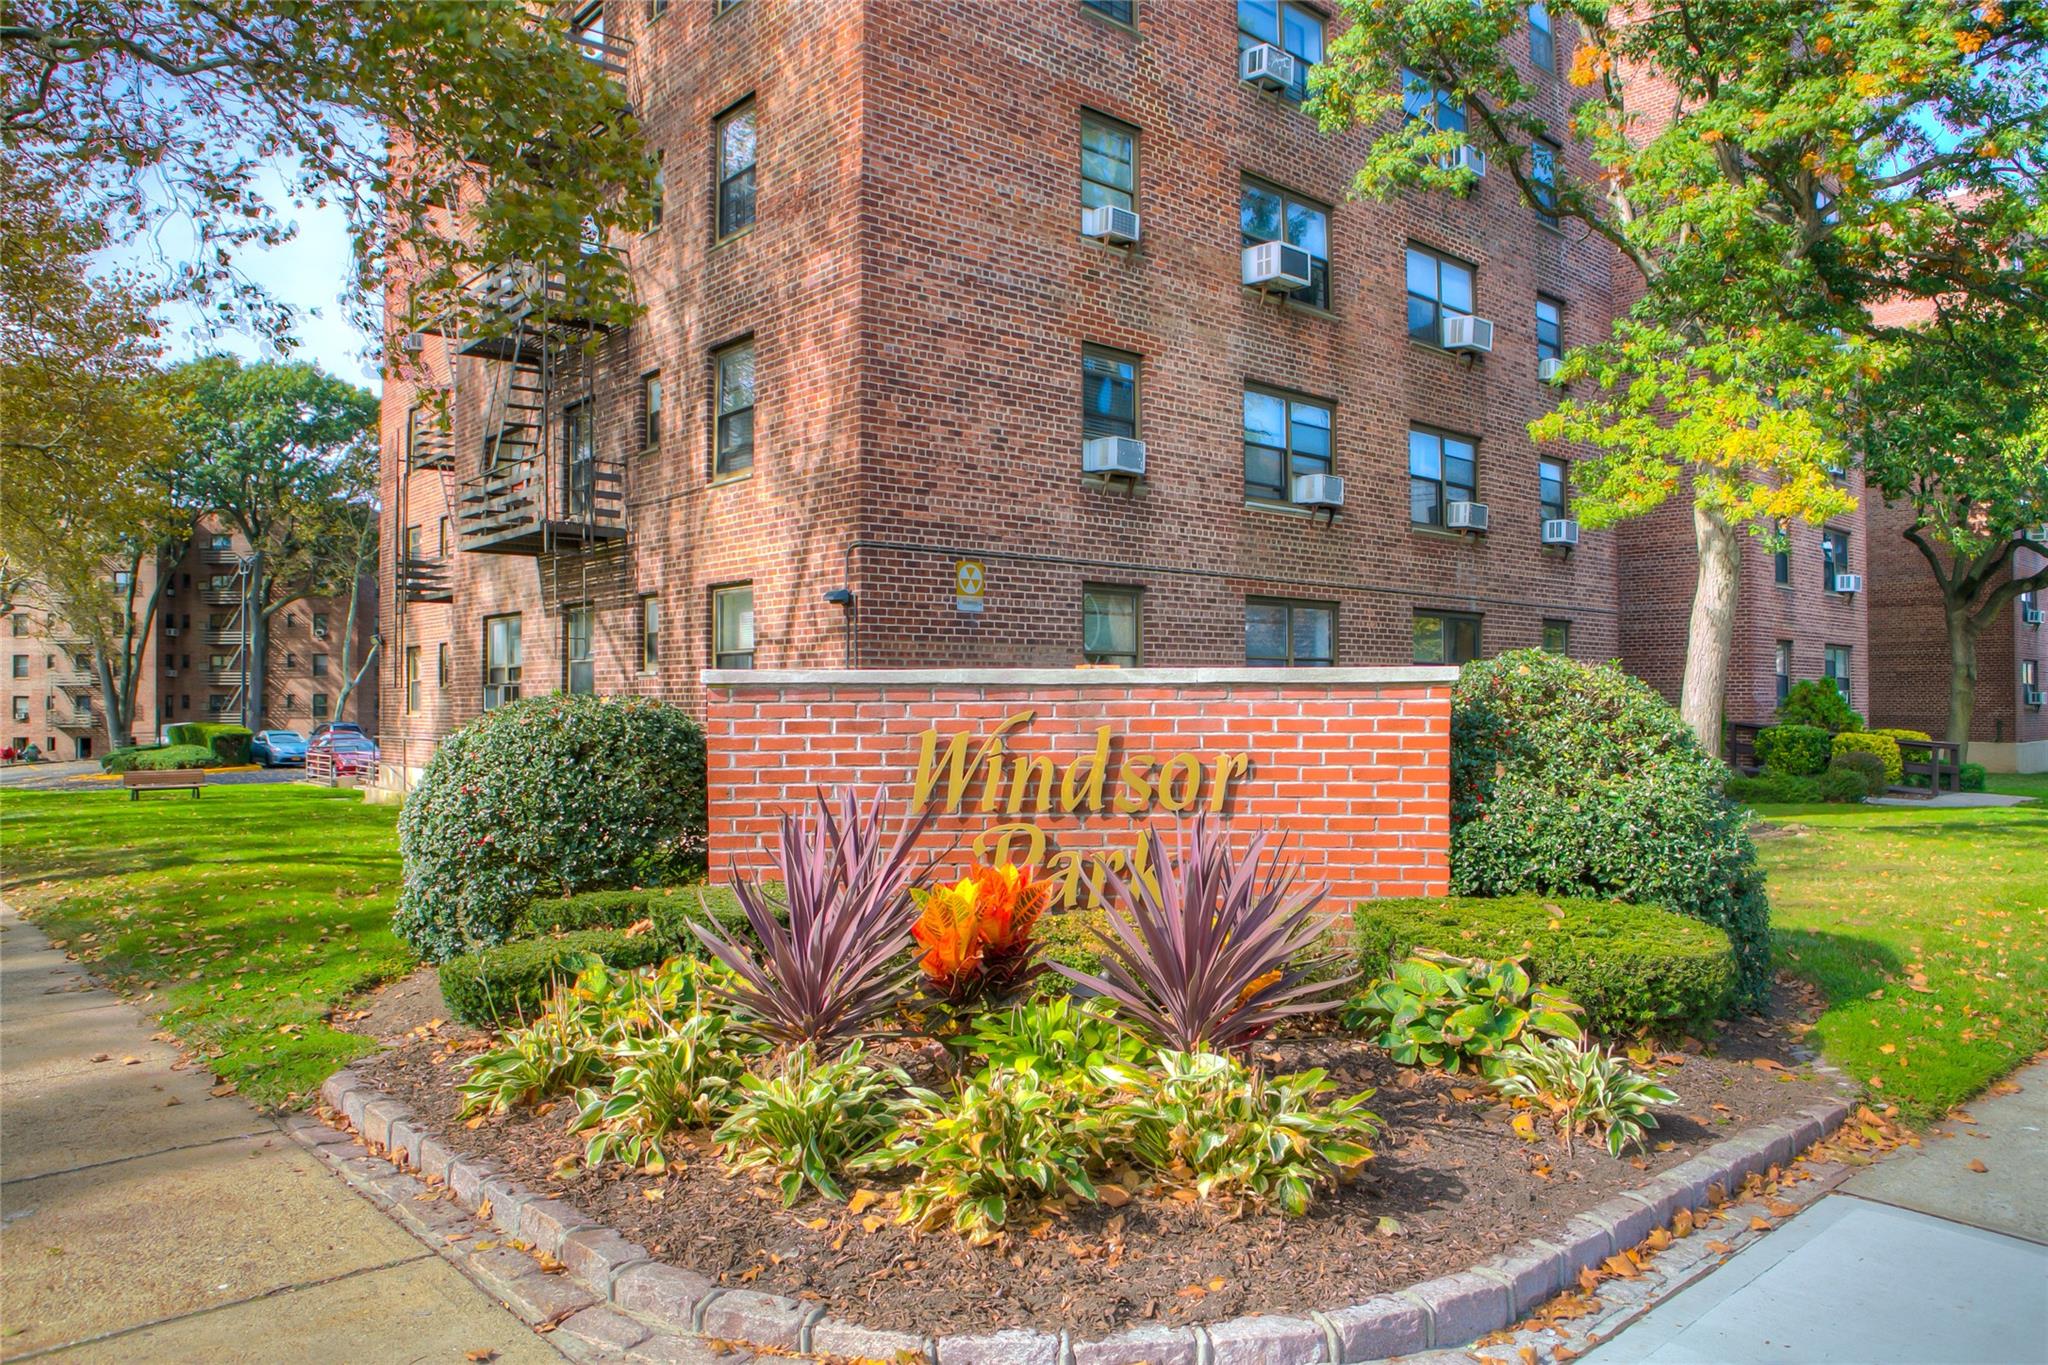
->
left=912, top=711, right=1250, bottom=909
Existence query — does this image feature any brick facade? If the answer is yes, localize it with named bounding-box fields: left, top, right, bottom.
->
left=705, top=668, right=1453, bottom=905
left=376, top=0, right=1864, bottom=773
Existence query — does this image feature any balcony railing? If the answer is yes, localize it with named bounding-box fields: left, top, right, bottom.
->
left=396, top=555, right=455, bottom=602
left=456, top=454, right=624, bottom=556
left=200, top=584, right=243, bottom=606
left=202, top=627, right=248, bottom=646
left=201, top=544, right=240, bottom=565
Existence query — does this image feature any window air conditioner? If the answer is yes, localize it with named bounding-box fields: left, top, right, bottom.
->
left=1438, top=144, right=1487, bottom=177
left=2025, top=687, right=2045, bottom=707
left=1446, top=500, right=1490, bottom=532
left=1081, top=436, right=1147, bottom=481
left=1541, top=518, right=1579, bottom=547
left=1832, top=573, right=1863, bottom=594
left=2024, top=525, right=2048, bottom=545
left=1537, top=356, right=1563, bottom=383
left=1442, top=314, right=1495, bottom=353
left=2023, top=608, right=2044, bottom=625
left=1239, top=43, right=1296, bottom=92
left=1292, top=473, right=1345, bottom=511
left=1241, top=241, right=1313, bottom=293
left=400, top=333, right=426, bottom=355
left=1080, top=205, right=1141, bottom=245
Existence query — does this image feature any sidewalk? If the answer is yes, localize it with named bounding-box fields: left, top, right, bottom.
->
left=1586, top=1057, right=2048, bottom=1364
left=0, top=907, right=559, bottom=1363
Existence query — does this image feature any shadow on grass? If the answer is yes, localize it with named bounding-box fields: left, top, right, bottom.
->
left=1773, top=927, right=1907, bottom=1008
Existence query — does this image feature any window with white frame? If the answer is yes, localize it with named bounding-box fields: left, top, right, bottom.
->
left=483, top=614, right=523, bottom=709
left=713, top=585, right=755, bottom=669
left=564, top=605, right=594, bottom=694
left=1536, top=296, right=1564, bottom=363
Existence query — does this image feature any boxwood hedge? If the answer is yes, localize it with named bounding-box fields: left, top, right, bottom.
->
left=1351, top=895, right=1738, bottom=1037
left=102, top=743, right=215, bottom=773
left=165, top=722, right=253, bottom=765
left=394, top=695, right=708, bottom=962
left=1755, top=724, right=1832, bottom=777
left=1451, top=650, right=1772, bottom=1008
left=514, top=884, right=771, bottom=943
left=437, top=929, right=681, bottom=1026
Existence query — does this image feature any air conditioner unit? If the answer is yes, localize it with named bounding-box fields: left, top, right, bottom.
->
left=1081, top=205, right=1142, bottom=246
left=400, top=332, right=426, bottom=355
left=1239, top=43, right=1297, bottom=92
left=2026, top=687, right=2045, bottom=707
left=1446, top=500, right=1490, bottom=532
left=1537, top=356, right=1563, bottom=383
left=1437, top=144, right=1487, bottom=178
left=1441, top=314, right=1495, bottom=353
left=2023, top=607, right=2044, bottom=625
left=1833, top=573, right=1864, bottom=594
left=2025, top=525, right=2048, bottom=545
left=1241, top=241, right=1313, bottom=293
left=1541, top=518, right=1579, bottom=547
left=1082, top=436, right=1147, bottom=481
left=164, top=626, right=180, bottom=636
left=1292, top=473, right=1345, bottom=511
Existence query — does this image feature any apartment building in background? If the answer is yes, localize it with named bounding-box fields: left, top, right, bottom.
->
left=376, top=0, right=1866, bottom=776
left=5, top=519, right=379, bottom=759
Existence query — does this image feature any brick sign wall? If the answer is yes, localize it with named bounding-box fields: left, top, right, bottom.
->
left=705, top=668, right=1455, bottom=910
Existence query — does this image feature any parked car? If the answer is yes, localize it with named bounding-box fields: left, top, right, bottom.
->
left=307, top=731, right=379, bottom=777
left=307, top=721, right=366, bottom=744
left=250, top=729, right=307, bottom=767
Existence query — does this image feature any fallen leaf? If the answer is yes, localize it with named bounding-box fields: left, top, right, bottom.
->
left=1706, top=1240, right=1734, bottom=1254
left=1672, top=1208, right=1695, bottom=1237
left=847, top=1189, right=881, bottom=1215
left=1376, top=1216, right=1403, bottom=1238
left=1967, top=1159, right=1988, bottom=1174
left=1766, top=1200, right=1799, bottom=1218
left=643, top=1188, right=665, bottom=1202
left=465, top=1351, right=498, bottom=1362
left=1100, top=1185, right=1131, bottom=1208
left=861, top=1215, right=885, bottom=1234
left=1511, top=1113, right=1540, bottom=1142
left=477, top=1198, right=492, bottom=1221
left=803, top=1217, right=829, bottom=1230
left=1748, top=1216, right=1773, bottom=1232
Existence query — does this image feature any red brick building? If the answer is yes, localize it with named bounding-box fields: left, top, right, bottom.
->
left=376, top=0, right=1864, bottom=776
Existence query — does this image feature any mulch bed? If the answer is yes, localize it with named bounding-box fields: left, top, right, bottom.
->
left=346, top=974, right=1829, bottom=1339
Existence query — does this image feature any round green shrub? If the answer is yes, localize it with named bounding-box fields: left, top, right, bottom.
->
left=1816, top=766, right=1870, bottom=803
left=394, top=694, right=709, bottom=962
left=1775, top=680, right=1863, bottom=735
left=437, top=929, right=679, bottom=1025
left=1724, top=772, right=1823, bottom=805
left=1351, top=895, right=1737, bottom=1037
left=1960, top=762, right=1987, bottom=792
left=1828, top=750, right=1887, bottom=797
left=1831, top=731, right=1902, bottom=784
left=1755, top=724, right=1832, bottom=776
left=1873, top=727, right=1931, bottom=744
left=1451, top=650, right=1772, bottom=1009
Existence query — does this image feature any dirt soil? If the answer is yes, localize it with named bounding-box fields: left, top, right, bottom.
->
left=345, top=981, right=1830, bottom=1340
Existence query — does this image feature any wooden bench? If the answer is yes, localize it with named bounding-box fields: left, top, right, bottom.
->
left=1893, top=738, right=1961, bottom=797
left=122, top=769, right=205, bottom=800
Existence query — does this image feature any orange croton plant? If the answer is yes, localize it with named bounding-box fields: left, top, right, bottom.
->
left=911, top=862, right=1052, bottom=1003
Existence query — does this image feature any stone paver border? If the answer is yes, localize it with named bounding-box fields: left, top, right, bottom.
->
left=302, top=1068, right=1852, bottom=1364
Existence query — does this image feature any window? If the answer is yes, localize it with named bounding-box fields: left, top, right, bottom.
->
left=1527, top=1, right=1555, bottom=70
left=1408, top=427, right=1478, bottom=528
left=1237, top=0, right=1323, bottom=102
left=404, top=524, right=423, bottom=560
left=716, top=102, right=757, bottom=239
left=9, top=657, right=24, bottom=679
left=1822, top=528, right=1851, bottom=592
left=209, top=653, right=233, bottom=672
left=437, top=641, right=450, bottom=688
left=1400, top=68, right=1464, bottom=131
left=311, top=653, right=329, bottom=677
left=1241, top=179, right=1329, bottom=310
left=713, top=585, right=755, bottom=669
left=1824, top=644, right=1851, bottom=697
left=312, top=692, right=330, bottom=721
left=1775, top=640, right=1792, bottom=704
left=1081, top=586, right=1141, bottom=666
left=642, top=372, right=663, bottom=449
left=1413, top=611, right=1482, bottom=664
left=404, top=646, right=421, bottom=713
left=649, top=0, right=668, bottom=19
left=1080, top=111, right=1137, bottom=213
left=113, top=571, right=132, bottom=589
left=1541, top=619, right=1570, bottom=654
left=211, top=532, right=232, bottom=552
left=639, top=595, right=660, bottom=673
left=564, top=399, right=596, bottom=516
left=208, top=694, right=229, bottom=715
left=1530, top=140, right=1559, bottom=223
left=650, top=151, right=665, bottom=230
left=1243, top=389, right=1332, bottom=502
left=438, top=517, right=450, bottom=557
left=714, top=0, right=743, bottom=13
left=1245, top=599, right=1334, bottom=667
left=1406, top=246, right=1473, bottom=346
left=312, top=612, right=329, bottom=639
left=1082, top=347, right=1138, bottom=439
left=484, top=614, right=523, bottom=709
left=1774, top=537, right=1790, bottom=585
left=2024, top=660, right=2040, bottom=705
left=565, top=605, right=595, bottom=694
left=11, top=615, right=28, bottom=636
left=1081, top=0, right=1134, bottom=23
left=714, top=341, right=756, bottom=476
left=1535, top=296, right=1563, bottom=363
left=11, top=697, right=26, bottom=722
left=1538, top=458, right=1568, bottom=524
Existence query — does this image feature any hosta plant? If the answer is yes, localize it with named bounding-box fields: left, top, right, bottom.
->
left=965, top=994, right=1149, bottom=1077
left=1097, top=1051, right=1379, bottom=1216
left=692, top=789, right=934, bottom=1049
left=1053, top=816, right=1354, bottom=1053
left=1491, top=1036, right=1679, bottom=1157
left=1345, top=949, right=1583, bottom=1073
left=715, top=1042, right=903, bottom=1204
left=571, top=1007, right=766, bottom=1172
left=911, top=861, right=1053, bottom=1006
left=875, top=1065, right=1116, bottom=1244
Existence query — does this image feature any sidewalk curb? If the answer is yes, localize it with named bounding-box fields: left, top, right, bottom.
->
left=300, top=1067, right=1852, bottom=1363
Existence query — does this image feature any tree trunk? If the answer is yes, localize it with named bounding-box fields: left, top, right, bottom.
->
left=93, top=656, right=133, bottom=750
left=1680, top=503, right=1742, bottom=757
left=245, top=551, right=269, bottom=731
left=1944, top=596, right=1979, bottom=762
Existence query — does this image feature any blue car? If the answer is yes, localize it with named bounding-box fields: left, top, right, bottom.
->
left=251, top=729, right=307, bottom=767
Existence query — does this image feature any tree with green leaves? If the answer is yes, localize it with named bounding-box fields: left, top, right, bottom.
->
left=165, top=356, right=379, bottom=732
left=1312, top=0, right=2046, bottom=749
left=2, top=0, right=655, bottom=352
left=1856, top=306, right=2048, bottom=752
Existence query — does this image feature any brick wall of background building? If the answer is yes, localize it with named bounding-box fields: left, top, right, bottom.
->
left=705, top=668, right=1454, bottom=905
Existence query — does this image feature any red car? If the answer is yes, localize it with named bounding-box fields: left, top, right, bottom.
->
left=307, top=731, right=380, bottom=777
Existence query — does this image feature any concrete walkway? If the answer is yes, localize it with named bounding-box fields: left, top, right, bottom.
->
left=1587, top=1058, right=2048, bottom=1364
left=1866, top=791, right=2032, bottom=809
left=0, top=907, right=559, bottom=1363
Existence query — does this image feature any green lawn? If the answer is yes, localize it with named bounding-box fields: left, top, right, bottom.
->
left=1984, top=770, right=2048, bottom=802
left=0, top=785, right=412, bottom=1106
left=1750, top=799, right=2048, bottom=1120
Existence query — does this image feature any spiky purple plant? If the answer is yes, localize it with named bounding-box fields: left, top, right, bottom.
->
left=1053, top=816, right=1354, bottom=1053
left=691, top=788, right=934, bottom=1050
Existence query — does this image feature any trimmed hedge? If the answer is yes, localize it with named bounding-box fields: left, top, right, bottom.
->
left=513, top=884, right=771, bottom=944
left=1451, top=650, right=1772, bottom=1009
left=1832, top=731, right=1902, bottom=784
left=1724, top=772, right=1823, bottom=804
left=1775, top=679, right=1864, bottom=734
left=1351, top=895, right=1738, bottom=1037
left=438, top=929, right=680, bottom=1025
left=1829, top=750, right=1887, bottom=797
left=1961, top=762, right=1987, bottom=792
left=165, top=722, right=253, bottom=765
left=1755, top=724, right=1832, bottom=777
left=1873, top=727, right=1931, bottom=744
left=1817, top=766, right=1870, bottom=803
left=394, top=695, right=709, bottom=962
left=104, top=744, right=217, bottom=773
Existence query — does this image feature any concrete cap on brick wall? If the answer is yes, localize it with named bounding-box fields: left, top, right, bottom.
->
left=703, top=667, right=1461, bottom=687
